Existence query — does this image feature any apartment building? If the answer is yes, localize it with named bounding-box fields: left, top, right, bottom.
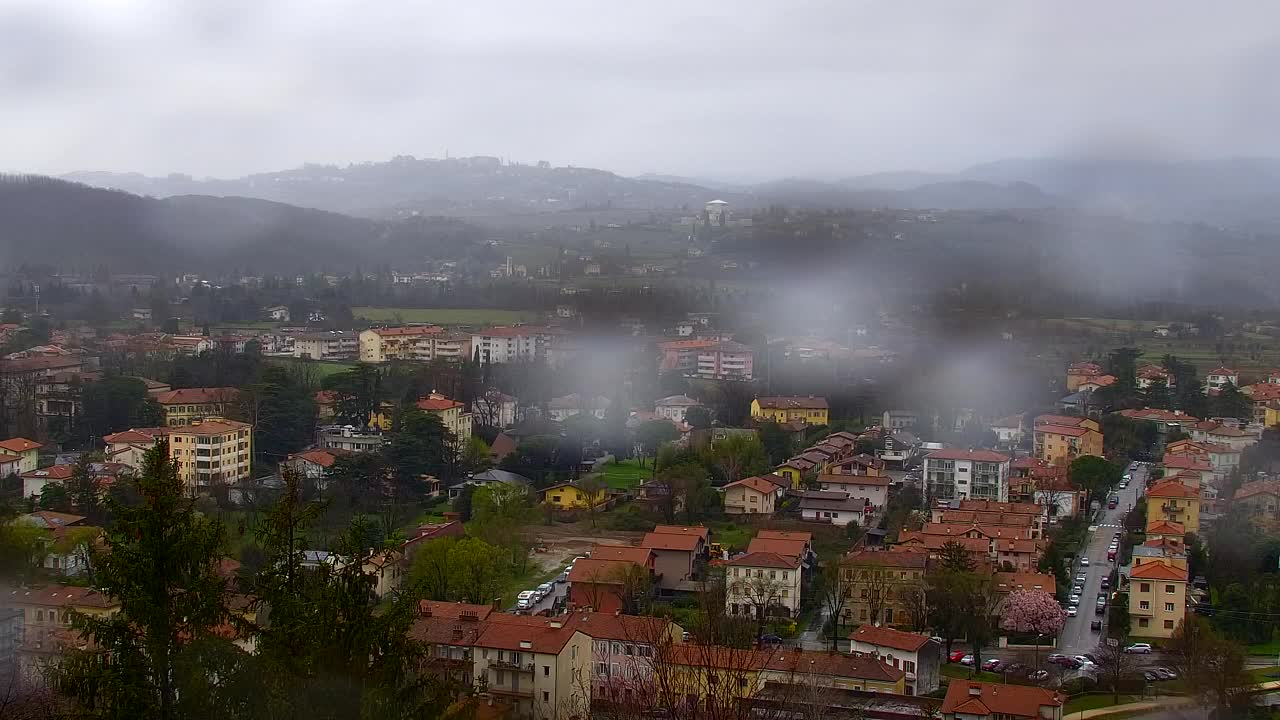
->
left=153, top=387, right=243, bottom=426
left=1032, top=415, right=1103, bottom=465
left=840, top=550, right=927, bottom=626
left=471, top=613, right=592, bottom=719
left=0, top=437, right=43, bottom=473
left=750, top=396, right=829, bottom=425
left=361, top=326, right=473, bottom=363
left=471, top=326, right=557, bottom=364
left=584, top=614, right=683, bottom=703
left=722, top=475, right=778, bottom=515
left=167, top=418, right=253, bottom=495
left=415, top=393, right=473, bottom=445
left=725, top=552, right=803, bottom=619
left=849, top=625, right=941, bottom=695
left=1145, top=480, right=1201, bottom=534
left=695, top=340, right=754, bottom=380
left=1128, top=562, right=1188, bottom=640
left=292, top=330, right=359, bottom=360
left=923, top=449, right=1011, bottom=502
left=315, top=425, right=386, bottom=453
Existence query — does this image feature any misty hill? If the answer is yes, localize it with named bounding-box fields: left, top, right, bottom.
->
left=0, top=176, right=481, bottom=273
left=66, top=156, right=718, bottom=219
left=749, top=178, right=1054, bottom=211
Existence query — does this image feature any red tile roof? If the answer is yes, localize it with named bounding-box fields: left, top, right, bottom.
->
left=849, top=625, right=932, bottom=652
left=416, top=396, right=464, bottom=412
left=288, top=448, right=350, bottom=468
left=1129, top=562, right=1187, bottom=581
left=590, top=545, right=655, bottom=565
left=842, top=549, right=927, bottom=569
left=1146, top=480, right=1200, bottom=499
left=641, top=532, right=701, bottom=552
left=897, top=532, right=990, bottom=554
left=153, top=387, right=242, bottom=405
left=568, top=558, right=639, bottom=585
left=1235, top=479, right=1280, bottom=501
left=4, top=584, right=117, bottom=609
left=1034, top=414, right=1090, bottom=427
left=921, top=522, right=1031, bottom=540
left=755, top=530, right=812, bottom=544
left=473, top=612, right=583, bottom=654
left=764, top=650, right=904, bottom=683
left=20, top=464, right=74, bottom=481
left=0, top=437, right=42, bottom=453
left=574, top=612, right=671, bottom=642
left=940, top=510, right=1034, bottom=527
left=651, top=525, right=709, bottom=540
left=417, top=600, right=495, bottom=622
left=1145, top=520, right=1186, bottom=535
left=819, top=473, right=891, bottom=487
left=926, top=449, right=1010, bottom=463
left=746, top=537, right=809, bottom=558
left=369, top=325, right=443, bottom=337
left=724, top=476, right=779, bottom=495
left=957, top=500, right=1042, bottom=515
left=1162, top=455, right=1211, bottom=471
left=1118, top=408, right=1197, bottom=423
left=1035, top=423, right=1093, bottom=438
left=725, top=551, right=800, bottom=570
left=993, top=572, right=1057, bottom=595
left=942, top=681, right=1064, bottom=718
left=103, top=427, right=170, bottom=444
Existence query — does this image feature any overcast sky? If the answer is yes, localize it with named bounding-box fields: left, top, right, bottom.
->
left=4, top=1, right=1278, bottom=181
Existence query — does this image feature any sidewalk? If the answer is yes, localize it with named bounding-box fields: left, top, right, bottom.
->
left=1075, top=697, right=1194, bottom=719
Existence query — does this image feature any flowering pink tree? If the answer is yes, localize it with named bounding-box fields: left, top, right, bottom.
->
left=1000, top=589, right=1066, bottom=667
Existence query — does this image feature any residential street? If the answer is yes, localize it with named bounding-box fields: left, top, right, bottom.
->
left=1058, top=463, right=1147, bottom=655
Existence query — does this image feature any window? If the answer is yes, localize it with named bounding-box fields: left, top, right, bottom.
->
left=782, top=572, right=788, bottom=580
left=36, top=610, right=43, bottom=621
left=903, top=660, right=916, bottom=673
left=495, top=670, right=506, bottom=686
left=1139, top=601, right=1150, bottom=610
left=543, top=692, right=549, bottom=702
left=596, top=662, right=608, bottom=676
left=1139, top=583, right=1151, bottom=593
left=1138, top=618, right=1150, bottom=627
left=1165, top=585, right=1176, bottom=594
left=1164, top=619, right=1175, bottom=629
left=625, top=644, right=634, bottom=656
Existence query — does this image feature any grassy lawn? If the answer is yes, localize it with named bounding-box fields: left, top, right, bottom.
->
left=1247, top=637, right=1280, bottom=657
left=266, top=357, right=357, bottom=380
left=1064, top=694, right=1140, bottom=715
left=1247, top=666, right=1280, bottom=684
left=940, top=664, right=1002, bottom=683
left=598, top=459, right=652, bottom=490
left=707, top=520, right=754, bottom=552
left=353, top=307, right=539, bottom=325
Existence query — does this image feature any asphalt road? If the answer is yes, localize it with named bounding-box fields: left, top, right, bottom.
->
left=513, top=575, right=570, bottom=615
left=1058, top=463, right=1146, bottom=655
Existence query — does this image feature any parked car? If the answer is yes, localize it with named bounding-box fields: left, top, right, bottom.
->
left=537, top=582, right=554, bottom=598
left=1144, top=670, right=1160, bottom=682
left=949, top=650, right=967, bottom=663
left=1073, top=584, right=1084, bottom=594
left=1047, top=654, right=1066, bottom=664
left=1125, top=643, right=1153, bottom=654
left=1090, top=620, right=1102, bottom=631
left=1004, top=662, right=1028, bottom=676
left=1076, top=573, right=1088, bottom=583
left=959, top=654, right=975, bottom=666
left=1030, top=670, right=1049, bottom=681
left=1066, top=606, right=1078, bottom=617
left=1101, top=577, right=1111, bottom=589
left=682, top=631, right=692, bottom=642
left=1080, top=557, right=1090, bottom=566
left=982, top=659, right=1002, bottom=671
left=1070, top=593, right=1081, bottom=604
left=759, top=634, right=782, bottom=646
left=1155, top=667, right=1178, bottom=680
left=516, top=590, right=535, bottom=610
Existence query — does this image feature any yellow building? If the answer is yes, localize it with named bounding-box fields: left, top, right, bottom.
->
left=1145, top=480, right=1200, bottom=534
left=415, top=394, right=473, bottom=444
left=541, top=482, right=607, bottom=510
left=0, top=437, right=43, bottom=473
left=167, top=418, right=253, bottom=496
left=1032, top=416, right=1103, bottom=465
left=153, top=387, right=243, bottom=427
left=358, top=326, right=443, bottom=363
left=1128, top=561, right=1187, bottom=639
left=751, top=396, right=829, bottom=425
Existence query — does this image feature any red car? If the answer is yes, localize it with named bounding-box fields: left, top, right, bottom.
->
left=949, top=650, right=967, bottom=663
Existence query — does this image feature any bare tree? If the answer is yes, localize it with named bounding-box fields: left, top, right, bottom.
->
left=817, top=561, right=853, bottom=650
left=575, top=475, right=608, bottom=529
left=1167, top=616, right=1250, bottom=710
left=1093, top=637, right=1141, bottom=703
left=861, top=565, right=893, bottom=627
left=729, top=568, right=784, bottom=638
left=898, top=585, right=930, bottom=632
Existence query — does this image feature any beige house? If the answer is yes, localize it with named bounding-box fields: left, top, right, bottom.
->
left=1128, top=561, right=1188, bottom=639
left=817, top=472, right=890, bottom=509
left=471, top=613, right=591, bottom=719
left=415, top=394, right=474, bottom=445
left=167, top=418, right=253, bottom=495
left=358, top=326, right=447, bottom=363
left=725, top=551, right=802, bottom=619
left=153, top=387, right=243, bottom=427
left=722, top=475, right=778, bottom=515
left=0, top=437, right=43, bottom=474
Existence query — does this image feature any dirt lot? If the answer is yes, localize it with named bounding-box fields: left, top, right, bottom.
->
left=526, top=524, right=646, bottom=573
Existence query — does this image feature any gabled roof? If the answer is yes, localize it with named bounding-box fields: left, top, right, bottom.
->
left=574, top=612, right=672, bottom=642
left=1129, top=562, right=1187, bottom=581
left=849, top=625, right=932, bottom=652
left=1146, top=480, right=1200, bottom=499
left=1034, top=414, right=1089, bottom=427
left=926, top=448, right=1010, bottom=463
left=725, top=551, right=800, bottom=570
left=655, top=394, right=700, bottom=407
left=651, top=525, right=709, bottom=540
left=798, top=494, right=866, bottom=512
left=1235, top=479, right=1280, bottom=501
left=5, top=584, right=117, bottom=609
left=103, top=427, right=170, bottom=445
left=1035, top=423, right=1093, bottom=438
left=755, top=530, right=811, bottom=544
left=416, top=395, right=464, bottom=412
left=758, top=473, right=792, bottom=490
left=568, top=558, right=639, bottom=585
left=993, top=571, right=1057, bottom=595
left=747, top=537, right=809, bottom=558
left=153, top=387, right=242, bottom=405
left=764, top=650, right=903, bottom=683
left=921, top=522, right=1031, bottom=540
left=818, top=473, right=890, bottom=487
left=590, top=545, right=655, bottom=565
left=288, top=448, right=351, bottom=468
left=897, top=532, right=989, bottom=553
left=957, top=499, right=1042, bottom=515
left=940, top=510, right=1034, bottom=527
left=18, top=511, right=87, bottom=529
left=473, top=612, right=583, bottom=654
left=755, top=396, right=829, bottom=410
left=1207, top=367, right=1239, bottom=376
left=0, top=437, right=42, bottom=453
left=1162, top=455, right=1212, bottom=472
left=368, top=325, right=443, bottom=337
left=1145, top=520, right=1185, bottom=535
left=20, top=464, right=74, bottom=481
left=941, top=681, right=1064, bottom=718
left=640, top=532, right=701, bottom=552
left=723, top=476, right=779, bottom=495
left=842, top=549, right=927, bottom=569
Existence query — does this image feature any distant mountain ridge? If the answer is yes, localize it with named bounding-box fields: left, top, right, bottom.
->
left=62, top=154, right=1280, bottom=226
left=0, top=175, right=481, bottom=273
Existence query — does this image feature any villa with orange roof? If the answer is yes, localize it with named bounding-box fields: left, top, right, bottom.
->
left=1128, top=561, right=1188, bottom=639
left=1146, top=480, right=1201, bottom=534
left=1033, top=416, right=1102, bottom=465
left=722, top=475, right=778, bottom=515
left=0, top=437, right=43, bottom=473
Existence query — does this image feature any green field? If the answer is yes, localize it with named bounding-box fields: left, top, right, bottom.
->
left=598, top=459, right=652, bottom=489
left=266, top=357, right=357, bottom=379
left=1063, top=694, right=1140, bottom=715
left=353, top=307, right=539, bottom=325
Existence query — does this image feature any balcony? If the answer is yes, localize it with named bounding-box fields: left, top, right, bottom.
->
left=488, top=685, right=534, bottom=698
left=490, top=659, right=536, bottom=673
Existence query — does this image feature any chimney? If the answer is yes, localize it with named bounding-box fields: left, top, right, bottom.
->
left=520, top=640, right=533, bottom=649
left=492, top=597, right=502, bottom=611
left=968, top=685, right=982, bottom=697
left=548, top=620, right=563, bottom=629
